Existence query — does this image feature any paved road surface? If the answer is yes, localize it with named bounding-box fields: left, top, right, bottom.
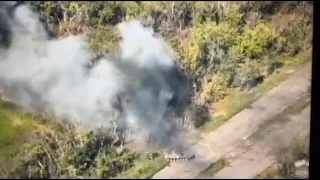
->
left=152, top=62, right=311, bottom=179
left=212, top=105, right=310, bottom=179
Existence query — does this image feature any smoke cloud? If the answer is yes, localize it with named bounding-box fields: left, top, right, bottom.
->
left=0, top=2, right=192, bottom=152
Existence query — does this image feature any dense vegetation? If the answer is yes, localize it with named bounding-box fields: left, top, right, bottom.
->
left=0, top=1, right=313, bottom=178
left=29, top=1, right=312, bottom=103
left=0, top=105, right=167, bottom=179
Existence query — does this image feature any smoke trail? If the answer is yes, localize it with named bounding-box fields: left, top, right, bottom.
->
left=0, top=2, right=192, bottom=151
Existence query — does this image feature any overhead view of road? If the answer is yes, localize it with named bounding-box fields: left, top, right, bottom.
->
left=152, top=62, right=311, bottom=179
left=207, top=104, right=310, bottom=179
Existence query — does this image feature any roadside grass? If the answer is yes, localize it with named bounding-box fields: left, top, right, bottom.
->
left=204, top=95, right=310, bottom=179
left=200, top=158, right=228, bottom=177
left=118, top=157, right=169, bottom=179
left=200, top=50, right=311, bottom=133
left=256, top=135, right=309, bottom=179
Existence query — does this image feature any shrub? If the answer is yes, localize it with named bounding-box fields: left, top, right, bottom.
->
left=199, top=22, right=240, bottom=50
left=277, top=17, right=312, bottom=56
left=0, top=2, right=313, bottom=179
left=1, top=127, right=142, bottom=179
left=88, top=25, right=120, bottom=53
left=233, top=23, right=279, bottom=59
left=177, top=21, right=239, bottom=82
left=274, top=135, right=310, bottom=179
left=291, top=135, right=309, bottom=160
left=94, top=149, right=139, bottom=178
left=261, top=55, right=283, bottom=76
left=199, top=73, right=230, bottom=104
left=233, top=60, right=263, bottom=90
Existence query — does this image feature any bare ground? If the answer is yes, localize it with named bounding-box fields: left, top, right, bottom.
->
left=152, top=62, right=311, bottom=179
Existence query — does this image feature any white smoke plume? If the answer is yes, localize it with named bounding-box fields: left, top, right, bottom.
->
left=0, top=2, right=192, bottom=151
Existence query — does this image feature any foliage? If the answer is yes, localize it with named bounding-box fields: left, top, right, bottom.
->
left=234, top=60, right=264, bottom=90
left=27, top=1, right=312, bottom=97
left=88, top=25, right=120, bottom=53
left=202, top=158, right=228, bottom=176
left=0, top=103, right=163, bottom=179
left=199, top=73, right=230, bottom=104
left=274, top=135, right=309, bottom=179
left=0, top=2, right=312, bottom=178
left=0, top=121, right=165, bottom=179
left=291, top=135, right=309, bottom=160
left=233, top=23, right=279, bottom=59
left=277, top=16, right=312, bottom=56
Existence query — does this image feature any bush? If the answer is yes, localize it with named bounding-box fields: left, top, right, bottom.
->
left=176, top=21, right=240, bottom=87
left=1, top=126, right=143, bottom=179
left=274, top=135, right=309, bottom=179
left=27, top=1, right=312, bottom=89
left=240, top=1, right=283, bottom=16
left=261, top=55, right=283, bottom=76
left=277, top=17, right=312, bottom=56
left=14, top=2, right=309, bottom=136
left=233, top=60, right=263, bottom=90
left=94, top=148, right=139, bottom=178
left=291, top=135, right=309, bottom=160
left=233, top=23, right=279, bottom=59
left=0, top=2, right=313, bottom=178
left=198, top=22, right=240, bottom=50
left=88, top=25, right=120, bottom=53
left=199, top=73, right=230, bottom=103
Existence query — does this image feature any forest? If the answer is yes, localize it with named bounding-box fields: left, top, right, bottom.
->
left=0, top=1, right=313, bottom=179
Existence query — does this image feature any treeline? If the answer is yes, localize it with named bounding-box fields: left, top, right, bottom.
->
left=28, top=1, right=312, bottom=105
left=0, top=1, right=312, bottom=179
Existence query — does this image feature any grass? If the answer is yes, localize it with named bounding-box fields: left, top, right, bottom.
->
left=200, top=158, right=228, bottom=177
left=199, top=94, right=310, bottom=179
left=0, top=101, right=40, bottom=177
left=252, top=94, right=310, bottom=179
left=0, top=104, right=36, bottom=158
left=118, top=157, right=169, bottom=179
left=255, top=135, right=309, bottom=179
left=199, top=50, right=311, bottom=133
left=207, top=95, right=310, bottom=179
left=256, top=167, right=281, bottom=179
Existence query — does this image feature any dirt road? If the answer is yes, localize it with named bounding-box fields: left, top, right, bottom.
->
left=152, top=62, right=311, bottom=179
left=209, top=105, right=310, bottom=179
